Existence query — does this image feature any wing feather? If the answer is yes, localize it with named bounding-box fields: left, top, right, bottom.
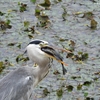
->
left=0, top=67, right=34, bottom=100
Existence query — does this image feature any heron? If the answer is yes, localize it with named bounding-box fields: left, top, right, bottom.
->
left=25, top=39, right=67, bottom=75
left=0, top=39, right=67, bottom=100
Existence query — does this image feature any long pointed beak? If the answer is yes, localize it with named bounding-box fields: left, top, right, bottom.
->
left=41, top=46, right=67, bottom=75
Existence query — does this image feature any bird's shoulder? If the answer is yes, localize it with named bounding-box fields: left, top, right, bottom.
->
left=0, top=66, right=34, bottom=100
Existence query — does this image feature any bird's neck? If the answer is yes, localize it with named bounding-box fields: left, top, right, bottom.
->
left=37, top=63, right=50, bottom=78
left=33, top=63, right=50, bottom=87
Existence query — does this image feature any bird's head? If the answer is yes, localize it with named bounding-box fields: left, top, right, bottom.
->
left=28, top=39, right=49, bottom=48
left=24, top=39, right=49, bottom=54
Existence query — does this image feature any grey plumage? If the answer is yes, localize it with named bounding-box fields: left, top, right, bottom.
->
left=0, top=64, right=50, bottom=100
left=0, top=66, right=34, bottom=100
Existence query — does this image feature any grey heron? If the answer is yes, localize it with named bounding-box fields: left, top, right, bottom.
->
left=0, top=39, right=67, bottom=100
left=25, top=39, right=67, bottom=75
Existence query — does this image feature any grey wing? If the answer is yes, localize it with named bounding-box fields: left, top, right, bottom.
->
left=0, top=68, right=34, bottom=100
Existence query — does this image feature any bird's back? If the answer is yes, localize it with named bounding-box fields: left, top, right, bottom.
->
left=0, top=66, right=34, bottom=100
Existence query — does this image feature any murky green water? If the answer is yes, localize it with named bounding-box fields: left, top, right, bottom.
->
left=0, top=0, right=100, bottom=100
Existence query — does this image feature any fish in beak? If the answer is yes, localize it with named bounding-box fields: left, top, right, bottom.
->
left=41, top=46, right=67, bottom=75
